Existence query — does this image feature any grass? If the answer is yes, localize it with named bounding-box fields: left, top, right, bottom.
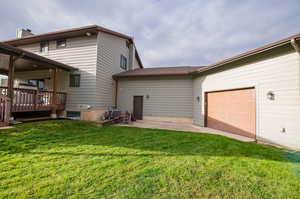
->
left=0, top=120, right=299, bottom=199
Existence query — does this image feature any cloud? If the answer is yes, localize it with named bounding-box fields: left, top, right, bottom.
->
left=0, top=0, right=300, bottom=67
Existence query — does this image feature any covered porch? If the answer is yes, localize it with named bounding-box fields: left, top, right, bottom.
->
left=0, top=42, right=77, bottom=126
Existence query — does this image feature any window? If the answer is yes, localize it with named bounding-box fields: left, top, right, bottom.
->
left=28, top=79, right=45, bottom=89
left=28, top=79, right=37, bottom=86
left=0, top=78, right=7, bottom=87
left=120, top=55, right=127, bottom=70
left=66, top=111, right=81, bottom=118
left=69, top=73, right=80, bottom=87
left=38, top=80, right=45, bottom=89
left=56, top=39, right=67, bottom=49
left=40, top=41, right=49, bottom=53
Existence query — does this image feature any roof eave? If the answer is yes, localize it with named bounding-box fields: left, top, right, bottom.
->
left=195, top=35, right=300, bottom=74
left=113, top=72, right=195, bottom=79
left=2, top=25, right=134, bottom=46
left=3, top=25, right=99, bottom=46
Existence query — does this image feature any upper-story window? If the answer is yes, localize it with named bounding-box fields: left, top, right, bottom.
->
left=40, top=41, right=49, bottom=53
left=120, top=55, right=127, bottom=70
left=56, top=39, right=67, bottom=49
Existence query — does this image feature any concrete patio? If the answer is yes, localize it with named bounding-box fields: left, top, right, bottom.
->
left=116, top=120, right=255, bottom=142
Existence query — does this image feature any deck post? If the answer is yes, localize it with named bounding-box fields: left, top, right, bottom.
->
left=51, top=68, right=58, bottom=118
left=7, top=55, right=15, bottom=120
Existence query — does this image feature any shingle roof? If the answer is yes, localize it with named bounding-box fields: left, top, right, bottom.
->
left=115, top=32, right=300, bottom=79
left=113, top=66, right=207, bottom=79
left=3, top=25, right=131, bottom=46
left=196, top=32, right=300, bottom=73
left=2, top=25, right=143, bottom=68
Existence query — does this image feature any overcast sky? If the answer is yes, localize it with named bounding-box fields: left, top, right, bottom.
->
left=1, top=0, right=300, bottom=67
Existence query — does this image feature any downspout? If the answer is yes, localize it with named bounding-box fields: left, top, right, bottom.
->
left=291, top=38, right=300, bottom=53
left=114, top=79, right=118, bottom=108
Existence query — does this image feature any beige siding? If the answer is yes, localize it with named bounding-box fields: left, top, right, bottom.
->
left=133, top=54, right=141, bottom=69
left=18, top=36, right=98, bottom=111
left=95, top=32, right=130, bottom=109
left=117, top=76, right=193, bottom=121
left=131, top=45, right=142, bottom=70
left=17, top=33, right=140, bottom=112
left=193, top=49, right=300, bottom=149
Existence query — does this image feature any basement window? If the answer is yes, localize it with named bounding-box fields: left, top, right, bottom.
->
left=66, top=111, right=81, bottom=119
left=56, top=39, right=67, bottom=49
left=120, top=55, right=127, bottom=70
left=40, top=41, right=49, bottom=53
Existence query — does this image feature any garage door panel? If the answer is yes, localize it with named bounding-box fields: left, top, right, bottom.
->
left=206, top=88, right=256, bottom=138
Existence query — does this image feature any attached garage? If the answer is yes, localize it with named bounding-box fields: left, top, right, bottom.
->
left=205, top=88, right=256, bottom=139
left=192, top=38, right=300, bottom=150
left=114, top=33, right=300, bottom=150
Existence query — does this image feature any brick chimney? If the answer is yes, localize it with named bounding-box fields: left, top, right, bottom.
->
left=16, top=28, right=34, bottom=38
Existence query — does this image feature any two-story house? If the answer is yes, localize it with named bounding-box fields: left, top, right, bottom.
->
left=3, top=25, right=143, bottom=120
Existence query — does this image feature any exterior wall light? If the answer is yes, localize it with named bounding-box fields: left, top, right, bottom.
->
left=146, top=94, right=150, bottom=99
left=267, top=91, right=275, bottom=100
left=196, top=96, right=200, bottom=103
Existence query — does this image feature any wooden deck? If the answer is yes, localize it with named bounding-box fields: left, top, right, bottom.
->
left=0, top=87, right=67, bottom=113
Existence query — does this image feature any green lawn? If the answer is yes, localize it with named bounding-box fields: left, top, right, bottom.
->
left=0, top=120, right=299, bottom=199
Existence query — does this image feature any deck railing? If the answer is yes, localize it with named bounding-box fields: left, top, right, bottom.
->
left=0, top=95, right=11, bottom=125
left=0, top=87, right=67, bottom=112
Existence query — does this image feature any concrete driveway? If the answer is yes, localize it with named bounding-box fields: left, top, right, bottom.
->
left=115, top=120, right=255, bottom=142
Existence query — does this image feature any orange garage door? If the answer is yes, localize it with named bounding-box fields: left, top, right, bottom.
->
left=205, top=88, right=256, bottom=139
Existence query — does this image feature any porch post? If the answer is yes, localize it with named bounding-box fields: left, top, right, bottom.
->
left=7, top=55, right=15, bottom=120
left=51, top=68, right=58, bottom=118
